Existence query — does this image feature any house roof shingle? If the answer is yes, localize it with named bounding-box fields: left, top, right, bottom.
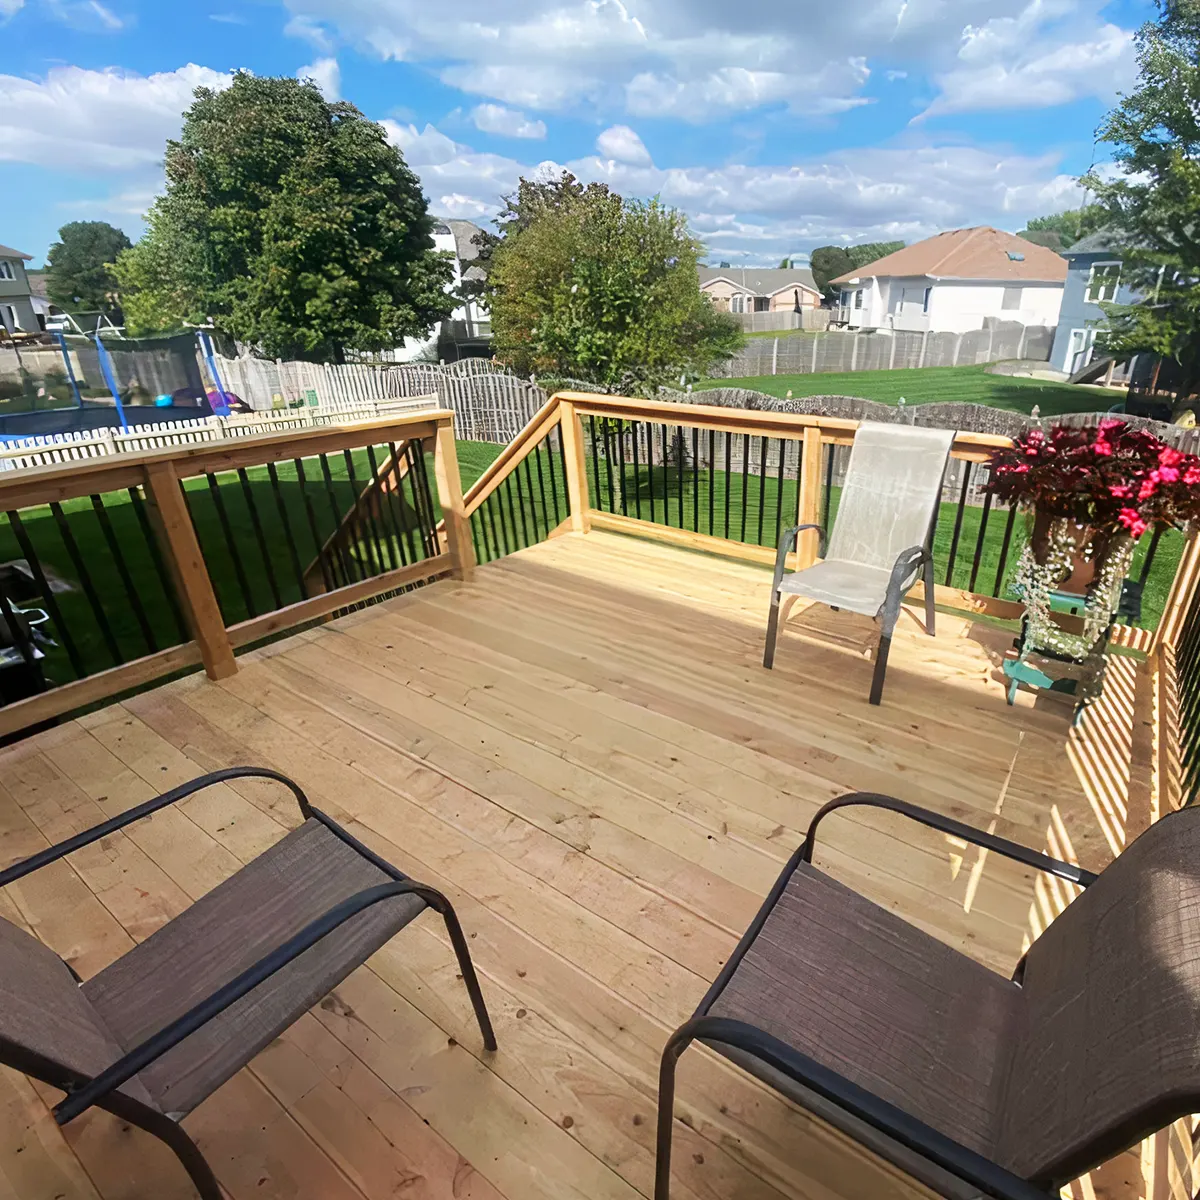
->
left=829, top=227, right=1066, bottom=286
left=1063, top=230, right=1122, bottom=256
left=0, top=244, right=32, bottom=261
left=698, top=265, right=819, bottom=296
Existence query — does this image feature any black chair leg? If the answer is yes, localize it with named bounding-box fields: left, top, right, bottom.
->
left=923, top=552, right=936, bottom=636
left=869, top=633, right=892, bottom=706
left=655, top=1027, right=694, bottom=1200
left=439, top=899, right=498, bottom=1052
left=763, top=593, right=781, bottom=669
left=140, top=1111, right=223, bottom=1200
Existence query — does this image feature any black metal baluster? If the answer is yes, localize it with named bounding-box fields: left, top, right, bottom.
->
left=661, top=424, right=671, bottom=525
left=775, top=438, right=787, bottom=547
left=647, top=423, right=656, bottom=524
left=601, top=419, right=616, bottom=515
left=943, top=463, right=972, bottom=588
left=708, top=429, right=715, bottom=536
left=206, top=473, right=258, bottom=618
left=588, top=415, right=602, bottom=512
left=0, top=582, right=38, bottom=673
left=505, top=475, right=526, bottom=549
left=757, top=436, right=767, bottom=546
left=724, top=431, right=732, bottom=540
left=494, top=475, right=515, bottom=552
left=388, top=442, right=421, bottom=565
left=406, top=439, right=440, bottom=559
left=618, top=421, right=629, bottom=516
left=128, top=486, right=189, bottom=643
left=740, top=433, right=750, bottom=543
left=520, top=456, right=540, bottom=540
left=692, top=427, right=699, bottom=533
left=364, top=446, right=401, bottom=573
left=319, top=453, right=361, bottom=582
left=5, top=509, right=85, bottom=676
left=90, top=494, right=158, bottom=654
left=1138, top=525, right=1166, bottom=585
left=631, top=422, right=643, bottom=520
left=343, top=449, right=384, bottom=578
left=821, top=443, right=836, bottom=535
left=49, top=501, right=122, bottom=666
left=266, top=462, right=310, bottom=600
left=533, top=437, right=551, bottom=536
left=485, top=492, right=505, bottom=558
left=967, top=492, right=994, bottom=595
left=993, top=505, right=1019, bottom=597
left=676, top=426, right=685, bottom=529
left=294, top=458, right=337, bottom=591
left=236, top=469, right=283, bottom=610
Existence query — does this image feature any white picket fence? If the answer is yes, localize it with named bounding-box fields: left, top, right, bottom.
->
left=0, top=395, right=437, bottom=471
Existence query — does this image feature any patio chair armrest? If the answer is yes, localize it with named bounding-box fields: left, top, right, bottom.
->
left=0, top=768, right=312, bottom=888
left=773, top=524, right=826, bottom=591
left=801, top=792, right=1097, bottom=887
left=54, top=873, right=446, bottom=1125
left=880, top=545, right=928, bottom=625
left=676, top=1016, right=1057, bottom=1200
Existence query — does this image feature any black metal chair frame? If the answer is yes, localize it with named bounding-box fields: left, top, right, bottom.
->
left=763, top=523, right=938, bottom=705
left=654, top=792, right=1099, bottom=1200
left=0, top=767, right=497, bottom=1200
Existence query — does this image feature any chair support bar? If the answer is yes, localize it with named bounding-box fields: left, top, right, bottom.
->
left=656, top=1016, right=1056, bottom=1200
left=802, top=792, right=1098, bottom=887
left=0, top=767, right=312, bottom=888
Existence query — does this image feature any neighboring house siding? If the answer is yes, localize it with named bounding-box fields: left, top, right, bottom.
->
left=0, top=256, right=37, bottom=333
left=700, top=277, right=820, bottom=313
left=1049, top=252, right=1139, bottom=374
left=840, top=276, right=1062, bottom=334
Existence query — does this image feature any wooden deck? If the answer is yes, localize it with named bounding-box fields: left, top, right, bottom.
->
left=0, top=530, right=1149, bottom=1200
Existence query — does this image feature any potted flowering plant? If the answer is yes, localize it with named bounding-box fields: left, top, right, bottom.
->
left=985, top=419, right=1200, bottom=661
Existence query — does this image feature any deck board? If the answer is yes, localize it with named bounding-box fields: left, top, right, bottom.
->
left=0, top=530, right=1149, bottom=1200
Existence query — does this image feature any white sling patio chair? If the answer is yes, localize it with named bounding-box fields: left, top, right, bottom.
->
left=763, top=422, right=956, bottom=704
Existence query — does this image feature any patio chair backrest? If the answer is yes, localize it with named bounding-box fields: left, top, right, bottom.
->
left=0, top=916, right=137, bottom=1096
left=995, top=808, right=1200, bottom=1184
left=824, top=422, right=955, bottom=571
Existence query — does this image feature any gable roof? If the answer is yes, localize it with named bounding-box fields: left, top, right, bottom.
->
left=830, top=227, right=1066, bottom=286
left=1063, top=230, right=1123, bottom=256
left=698, top=265, right=820, bottom=297
left=0, top=244, right=32, bottom=261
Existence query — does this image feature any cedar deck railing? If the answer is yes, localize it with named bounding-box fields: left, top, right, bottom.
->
left=0, top=410, right=472, bottom=739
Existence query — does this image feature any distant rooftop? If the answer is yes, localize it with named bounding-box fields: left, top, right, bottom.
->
left=698, top=265, right=819, bottom=296
left=0, top=244, right=32, bottom=261
left=831, top=227, right=1067, bottom=285
left=1064, top=230, right=1124, bottom=256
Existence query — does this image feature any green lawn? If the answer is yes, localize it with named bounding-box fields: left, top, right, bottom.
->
left=698, top=363, right=1117, bottom=418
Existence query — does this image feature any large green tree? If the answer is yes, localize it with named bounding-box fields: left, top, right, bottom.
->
left=1084, top=0, right=1200, bottom=405
left=809, top=241, right=905, bottom=300
left=486, top=174, right=742, bottom=391
left=1017, top=207, right=1108, bottom=252
left=45, top=221, right=131, bottom=321
left=115, top=73, right=454, bottom=361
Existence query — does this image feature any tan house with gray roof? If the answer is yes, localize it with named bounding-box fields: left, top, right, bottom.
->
left=699, top=266, right=822, bottom=315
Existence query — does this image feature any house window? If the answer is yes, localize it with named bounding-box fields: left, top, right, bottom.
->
left=840, top=290, right=851, bottom=308
left=0, top=303, right=16, bottom=332
left=854, top=289, right=864, bottom=309
left=1001, top=286, right=1022, bottom=311
left=0, top=261, right=13, bottom=281
left=753, top=296, right=770, bottom=313
left=1085, top=262, right=1121, bottom=305
left=923, top=287, right=932, bottom=313
left=731, top=294, right=745, bottom=314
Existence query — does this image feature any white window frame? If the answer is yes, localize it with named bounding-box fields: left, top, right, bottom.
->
left=0, top=303, right=16, bottom=332
left=1085, top=261, right=1121, bottom=305
left=1001, top=286, right=1022, bottom=311
left=0, top=261, right=14, bottom=282
left=731, top=293, right=745, bottom=314
left=854, top=289, right=864, bottom=310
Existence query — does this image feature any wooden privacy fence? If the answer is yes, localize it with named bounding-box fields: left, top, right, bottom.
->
left=0, top=411, right=472, bottom=739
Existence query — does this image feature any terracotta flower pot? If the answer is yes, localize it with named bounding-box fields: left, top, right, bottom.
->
left=1029, top=509, right=1114, bottom=595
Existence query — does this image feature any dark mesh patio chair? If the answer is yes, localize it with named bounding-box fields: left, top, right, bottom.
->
left=764, top=422, right=956, bottom=704
left=0, top=767, right=496, bottom=1200
left=655, top=793, right=1200, bottom=1200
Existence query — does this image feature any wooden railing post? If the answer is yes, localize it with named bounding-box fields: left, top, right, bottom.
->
left=796, top=427, right=824, bottom=568
left=143, top=463, right=237, bottom=681
left=559, top=399, right=591, bottom=533
left=432, top=419, right=476, bottom=579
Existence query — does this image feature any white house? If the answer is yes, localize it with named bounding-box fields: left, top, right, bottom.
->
left=830, top=227, right=1066, bottom=335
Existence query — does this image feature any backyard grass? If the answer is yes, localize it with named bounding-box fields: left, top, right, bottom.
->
left=697, top=363, right=1117, bottom=418
left=2, top=435, right=1178, bottom=691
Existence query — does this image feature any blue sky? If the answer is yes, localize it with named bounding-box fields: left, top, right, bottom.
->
left=0, top=0, right=1156, bottom=268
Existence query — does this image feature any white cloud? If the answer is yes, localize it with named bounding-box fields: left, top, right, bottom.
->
left=595, top=123, right=651, bottom=165
left=298, top=56, right=340, bottom=101
left=0, top=0, right=24, bottom=15
left=471, top=103, right=546, bottom=139
left=284, top=13, right=333, bottom=52
left=209, top=11, right=247, bottom=23
left=0, top=64, right=232, bottom=171
left=282, top=0, right=1138, bottom=121
left=43, top=0, right=123, bottom=30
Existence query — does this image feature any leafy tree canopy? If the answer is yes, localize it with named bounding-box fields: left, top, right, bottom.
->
left=809, top=241, right=905, bottom=299
left=114, top=73, right=454, bottom=361
left=1083, top=0, right=1200, bottom=404
left=486, top=172, right=743, bottom=392
left=1017, top=206, right=1109, bottom=252
left=45, top=221, right=131, bottom=321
